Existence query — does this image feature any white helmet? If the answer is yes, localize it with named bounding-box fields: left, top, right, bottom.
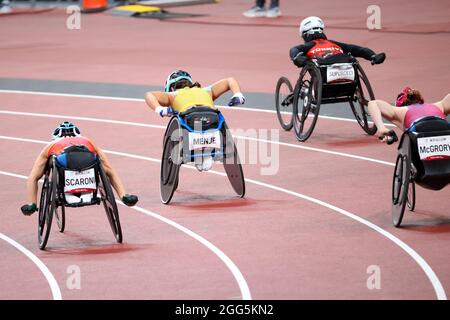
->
left=299, top=16, right=325, bottom=38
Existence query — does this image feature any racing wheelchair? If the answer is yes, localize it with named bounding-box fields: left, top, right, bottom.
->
left=38, top=145, right=122, bottom=250
left=160, top=106, right=245, bottom=204
left=391, top=116, right=450, bottom=227
left=276, top=54, right=378, bottom=141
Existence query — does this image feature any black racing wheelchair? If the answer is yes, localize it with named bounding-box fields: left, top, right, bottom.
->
left=276, top=54, right=378, bottom=141
left=392, top=116, right=450, bottom=227
left=160, top=106, right=245, bottom=204
left=38, top=145, right=122, bottom=250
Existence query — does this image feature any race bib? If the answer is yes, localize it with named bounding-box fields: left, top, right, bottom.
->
left=188, top=131, right=221, bottom=150
left=417, top=135, right=450, bottom=160
left=64, top=169, right=96, bottom=193
left=326, top=63, right=355, bottom=83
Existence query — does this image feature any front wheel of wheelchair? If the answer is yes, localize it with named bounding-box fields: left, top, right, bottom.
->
left=38, top=160, right=56, bottom=250
left=392, top=136, right=412, bottom=227
left=350, top=64, right=377, bottom=135
left=406, top=180, right=416, bottom=212
left=223, top=123, right=245, bottom=197
left=275, top=76, right=294, bottom=131
left=55, top=204, right=65, bottom=233
left=160, top=117, right=182, bottom=204
left=98, top=163, right=123, bottom=243
left=293, top=64, right=322, bottom=142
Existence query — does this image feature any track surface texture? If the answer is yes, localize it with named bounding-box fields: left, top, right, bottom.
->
left=0, top=0, right=449, bottom=300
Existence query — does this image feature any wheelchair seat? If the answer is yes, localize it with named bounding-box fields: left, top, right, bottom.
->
left=56, top=145, right=98, bottom=170
left=407, top=117, right=450, bottom=190
left=55, top=145, right=99, bottom=206
left=314, top=54, right=358, bottom=101
left=179, top=106, right=222, bottom=132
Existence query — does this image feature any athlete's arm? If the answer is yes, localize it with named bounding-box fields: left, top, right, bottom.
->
left=144, top=91, right=171, bottom=111
left=92, top=142, right=126, bottom=199
left=333, top=41, right=375, bottom=60
left=209, top=77, right=242, bottom=100
left=289, top=43, right=314, bottom=60
left=434, top=93, right=450, bottom=115
left=26, top=144, right=51, bottom=204
left=368, top=99, right=403, bottom=137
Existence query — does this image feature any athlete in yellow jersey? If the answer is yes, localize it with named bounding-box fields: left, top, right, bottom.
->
left=144, top=70, right=246, bottom=117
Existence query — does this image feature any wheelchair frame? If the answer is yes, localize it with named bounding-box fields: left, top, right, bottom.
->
left=160, top=107, right=245, bottom=204
left=37, top=154, right=122, bottom=250
left=391, top=119, right=450, bottom=227
left=275, top=56, right=377, bottom=142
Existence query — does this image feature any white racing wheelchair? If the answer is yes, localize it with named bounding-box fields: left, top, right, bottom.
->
left=38, top=145, right=122, bottom=250
left=392, top=116, right=450, bottom=227
left=276, top=54, right=378, bottom=141
left=160, top=106, right=245, bottom=204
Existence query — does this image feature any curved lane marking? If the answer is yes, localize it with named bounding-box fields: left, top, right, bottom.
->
left=0, top=170, right=252, bottom=300
left=0, top=136, right=445, bottom=300
left=0, top=229, right=62, bottom=300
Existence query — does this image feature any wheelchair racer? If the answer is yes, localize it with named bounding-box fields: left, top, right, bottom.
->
left=289, top=16, right=386, bottom=68
left=20, top=122, right=139, bottom=215
left=144, top=70, right=246, bottom=171
left=368, top=88, right=450, bottom=144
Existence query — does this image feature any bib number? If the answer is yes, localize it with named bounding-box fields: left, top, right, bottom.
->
left=326, top=63, right=355, bottom=83
left=64, top=168, right=96, bottom=193
left=417, top=135, right=450, bottom=160
left=188, top=131, right=221, bottom=150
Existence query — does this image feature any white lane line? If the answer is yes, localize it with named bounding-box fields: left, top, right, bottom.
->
left=0, top=89, right=395, bottom=126
left=116, top=202, right=252, bottom=300
left=0, top=230, right=62, bottom=300
left=0, top=136, right=445, bottom=300
left=0, top=110, right=395, bottom=167
left=0, top=169, right=251, bottom=300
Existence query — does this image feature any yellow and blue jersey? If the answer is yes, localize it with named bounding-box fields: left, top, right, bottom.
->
left=170, top=86, right=215, bottom=113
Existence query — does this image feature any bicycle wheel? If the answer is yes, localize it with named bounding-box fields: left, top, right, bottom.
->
left=222, top=123, right=245, bottom=197
left=98, top=163, right=122, bottom=243
left=406, top=180, right=416, bottom=212
left=392, top=136, right=411, bottom=227
left=55, top=204, right=65, bottom=233
left=38, top=160, right=56, bottom=250
left=275, top=76, right=294, bottom=131
left=293, top=64, right=322, bottom=142
left=160, top=117, right=182, bottom=204
left=349, top=64, right=377, bottom=135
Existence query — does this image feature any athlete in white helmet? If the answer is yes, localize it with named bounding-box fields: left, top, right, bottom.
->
left=290, top=16, right=386, bottom=67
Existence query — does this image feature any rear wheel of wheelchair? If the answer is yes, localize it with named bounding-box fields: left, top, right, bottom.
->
left=98, top=163, right=122, bottom=243
left=293, top=64, right=322, bottom=142
left=55, top=204, right=65, bottom=233
left=406, top=180, right=416, bottom=212
left=160, top=117, right=182, bottom=204
left=38, top=161, right=56, bottom=250
left=392, top=136, right=412, bottom=227
left=222, top=123, right=245, bottom=197
left=350, top=64, right=377, bottom=135
left=275, top=76, right=294, bottom=131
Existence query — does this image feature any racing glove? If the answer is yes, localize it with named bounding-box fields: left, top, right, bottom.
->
left=122, top=194, right=138, bottom=207
left=228, top=92, right=246, bottom=107
left=371, top=52, right=386, bottom=65
left=155, top=106, right=173, bottom=117
left=293, top=53, right=308, bottom=68
left=21, top=203, right=37, bottom=216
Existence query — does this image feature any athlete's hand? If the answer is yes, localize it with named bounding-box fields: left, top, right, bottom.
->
left=293, top=53, right=308, bottom=68
left=122, top=194, right=138, bottom=207
left=371, top=52, right=386, bottom=65
left=155, top=106, right=173, bottom=117
left=228, top=92, right=246, bottom=106
left=21, top=203, right=37, bottom=216
left=378, top=129, right=398, bottom=145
